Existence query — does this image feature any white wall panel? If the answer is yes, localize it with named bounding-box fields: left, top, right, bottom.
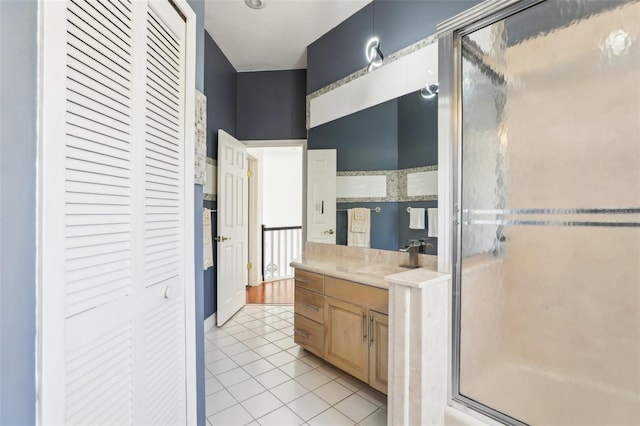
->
left=407, top=170, right=438, bottom=197
left=337, top=175, right=387, bottom=199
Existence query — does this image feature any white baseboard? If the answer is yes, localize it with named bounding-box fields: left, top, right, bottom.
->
left=204, top=312, right=217, bottom=331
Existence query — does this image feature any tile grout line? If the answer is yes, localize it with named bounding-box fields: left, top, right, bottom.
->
left=206, top=305, right=386, bottom=426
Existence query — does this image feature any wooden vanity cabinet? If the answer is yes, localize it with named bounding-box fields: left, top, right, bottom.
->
left=324, top=296, right=369, bottom=382
left=293, top=313, right=324, bottom=357
left=293, top=270, right=325, bottom=358
left=368, top=310, right=389, bottom=393
left=293, top=268, right=389, bottom=394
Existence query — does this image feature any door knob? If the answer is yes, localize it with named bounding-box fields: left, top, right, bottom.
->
left=215, top=235, right=230, bottom=242
left=324, top=229, right=334, bottom=235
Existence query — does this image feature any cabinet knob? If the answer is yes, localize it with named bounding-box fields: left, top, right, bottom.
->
left=163, top=286, right=171, bottom=299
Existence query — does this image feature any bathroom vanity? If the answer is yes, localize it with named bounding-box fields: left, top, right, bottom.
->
left=290, top=242, right=438, bottom=395
left=293, top=268, right=389, bottom=394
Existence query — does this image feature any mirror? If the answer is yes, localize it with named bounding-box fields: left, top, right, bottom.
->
left=307, top=88, right=438, bottom=253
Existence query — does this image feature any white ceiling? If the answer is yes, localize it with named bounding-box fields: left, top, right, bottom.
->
left=204, top=0, right=371, bottom=72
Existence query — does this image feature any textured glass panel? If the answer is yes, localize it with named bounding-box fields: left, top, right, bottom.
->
left=458, top=1, right=640, bottom=424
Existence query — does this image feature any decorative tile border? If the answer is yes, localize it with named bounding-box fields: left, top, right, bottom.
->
left=194, top=90, right=207, bottom=185
left=204, top=157, right=217, bottom=201
left=337, top=165, right=438, bottom=203
left=306, top=34, right=439, bottom=129
left=398, top=165, right=438, bottom=202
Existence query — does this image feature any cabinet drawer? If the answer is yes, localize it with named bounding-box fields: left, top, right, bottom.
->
left=293, top=314, right=324, bottom=357
left=294, top=269, right=324, bottom=293
left=295, top=287, right=324, bottom=324
left=325, top=276, right=389, bottom=314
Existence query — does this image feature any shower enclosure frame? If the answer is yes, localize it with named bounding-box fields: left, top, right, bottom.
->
left=437, top=1, right=545, bottom=425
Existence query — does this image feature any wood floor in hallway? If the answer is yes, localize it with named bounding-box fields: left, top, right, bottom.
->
left=246, top=278, right=294, bottom=304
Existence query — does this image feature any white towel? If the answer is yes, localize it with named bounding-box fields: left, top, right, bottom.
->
left=350, top=208, right=369, bottom=233
left=203, top=208, right=214, bottom=270
left=409, top=207, right=425, bottom=230
left=427, top=208, right=438, bottom=237
left=347, top=208, right=370, bottom=248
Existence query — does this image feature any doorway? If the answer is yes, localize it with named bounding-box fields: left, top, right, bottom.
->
left=245, top=142, right=305, bottom=304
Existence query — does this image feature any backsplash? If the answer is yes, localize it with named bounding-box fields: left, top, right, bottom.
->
left=304, top=241, right=437, bottom=269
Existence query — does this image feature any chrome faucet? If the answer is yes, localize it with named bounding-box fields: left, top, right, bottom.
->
left=400, top=239, right=433, bottom=268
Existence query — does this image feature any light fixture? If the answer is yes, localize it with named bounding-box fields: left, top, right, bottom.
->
left=366, top=37, right=384, bottom=72
left=365, top=1, right=383, bottom=72
left=244, top=0, right=265, bottom=9
left=420, top=83, right=439, bottom=99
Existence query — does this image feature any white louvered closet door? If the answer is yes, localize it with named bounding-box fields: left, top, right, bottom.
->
left=40, top=0, right=189, bottom=424
left=140, top=2, right=187, bottom=425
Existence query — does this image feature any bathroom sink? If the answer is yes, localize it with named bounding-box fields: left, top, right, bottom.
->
left=356, top=264, right=409, bottom=276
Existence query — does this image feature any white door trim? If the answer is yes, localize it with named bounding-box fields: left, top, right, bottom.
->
left=175, top=1, right=197, bottom=423
left=36, top=0, right=197, bottom=423
left=247, top=154, right=261, bottom=286
left=243, top=139, right=307, bottom=265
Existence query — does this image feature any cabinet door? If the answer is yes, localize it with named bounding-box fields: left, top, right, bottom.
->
left=369, top=311, right=389, bottom=394
left=324, top=297, right=369, bottom=382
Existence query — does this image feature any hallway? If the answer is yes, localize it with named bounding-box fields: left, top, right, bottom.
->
left=246, top=279, right=294, bottom=304
left=205, top=305, right=387, bottom=425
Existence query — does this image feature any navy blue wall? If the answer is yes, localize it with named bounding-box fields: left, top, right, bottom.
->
left=398, top=201, right=438, bottom=254
left=0, top=1, right=38, bottom=424
left=374, top=0, right=480, bottom=57
left=336, top=201, right=437, bottom=253
left=204, top=31, right=237, bottom=319
left=307, top=99, right=398, bottom=171
left=307, top=0, right=481, bottom=94
left=307, top=3, right=372, bottom=94
left=336, top=203, right=399, bottom=251
left=205, top=32, right=237, bottom=158
left=204, top=37, right=307, bottom=317
left=397, top=91, right=438, bottom=169
left=236, top=70, right=307, bottom=140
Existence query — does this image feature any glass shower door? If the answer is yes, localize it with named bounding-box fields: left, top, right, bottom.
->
left=453, top=1, right=640, bottom=424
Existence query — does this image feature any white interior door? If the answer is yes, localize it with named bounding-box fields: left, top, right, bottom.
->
left=217, top=129, right=248, bottom=325
left=307, top=149, right=337, bottom=243
left=39, top=0, right=193, bottom=424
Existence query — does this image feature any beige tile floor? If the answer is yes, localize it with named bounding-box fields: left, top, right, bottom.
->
left=205, top=305, right=387, bottom=426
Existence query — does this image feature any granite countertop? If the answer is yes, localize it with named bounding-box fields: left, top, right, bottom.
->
left=290, top=252, right=447, bottom=290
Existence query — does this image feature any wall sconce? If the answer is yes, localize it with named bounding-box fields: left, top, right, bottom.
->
left=365, top=2, right=383, bottom=73
left=366, top=37, right=384, bottom=72
left=421, top=83, right=439, bottom=99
